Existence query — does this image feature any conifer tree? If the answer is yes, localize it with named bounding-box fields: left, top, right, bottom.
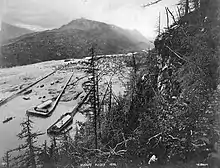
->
left=12, top=115, right=44, bottom=168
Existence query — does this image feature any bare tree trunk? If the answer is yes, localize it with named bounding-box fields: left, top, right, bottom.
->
left=158, top=12, right=161, bottom=35
left=165, top=7, right=169, bottom=29
left=27, top=116, right=36, bottom=168
left=108, top=81, right=112, bottom=113
left=96, top=74, right=101, bottom=133
left=132, top=53, right=137, bottom=98
left=185, top=0, right=189, bottom=15
left=6, top=151, right=9, bottom=168
left=44, top=141, right=47, bottom=155
left=167, top=8, right=177, bottom=25
left=91, top=46, right=98, bottom=149
left=52, top=136, right=58, bottom=164
left=177, top=6, right=181, bottom=19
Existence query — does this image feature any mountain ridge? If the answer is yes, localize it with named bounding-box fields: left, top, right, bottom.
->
left=0, top=22, right=34, bottom=44
left=0, top=19, right=152, bottom=67
left=60, top=18, right=151, bottom=46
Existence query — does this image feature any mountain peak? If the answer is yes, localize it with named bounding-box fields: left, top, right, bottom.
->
left=59, top=18, right=152, bottom=46
left=60, top=18, right=108, bottom=31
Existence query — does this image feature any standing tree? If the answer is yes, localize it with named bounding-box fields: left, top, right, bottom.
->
left=185, top=0, right=189, bottom=15
left=155, top=12, right=161, bottom=36
left=12, top=115, right=44, bottom=168
left=88, top=45, right=100, bottom=149
left=38, top=140, right=56, bottom=168
left=56, top=132, right=76, bottom=167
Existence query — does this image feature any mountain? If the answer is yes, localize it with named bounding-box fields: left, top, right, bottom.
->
left=123, top=29, right=154, bottom=49
left=0, top=18, right=152, bottom=67
left=108, top=25, right=153, bottom=48
left=0, top=22, right=34, bottom=44
left=60, top=18, right=152, bottom=47
left=126, top=29, right=152, bottom=45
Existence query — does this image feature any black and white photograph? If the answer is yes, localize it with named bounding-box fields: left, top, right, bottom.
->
left=0, top=0, right=220, bottom=167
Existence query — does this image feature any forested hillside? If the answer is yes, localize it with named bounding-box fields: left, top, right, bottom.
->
left=71, top=0, right=220, bottom=166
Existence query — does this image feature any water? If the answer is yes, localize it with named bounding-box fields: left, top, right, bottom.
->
left=0, top=95, right=86, bottom=161
left=0, top=59, right=128, bottom=164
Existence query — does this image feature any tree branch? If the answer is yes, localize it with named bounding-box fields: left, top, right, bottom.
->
left=166, top=7, right=177, bottom=25
left=192, top=142, right=207, bottom=148
left=112, top=136, right=133, bottom=152
left=165, top=45, right=207, bottom=76
left=168, top=134, right=181, bottom=141
left=82, top=136, right=132, bottom=158
left=141, top=0, right=162, bottom=7
left=146, top=132, right=162, bottom=145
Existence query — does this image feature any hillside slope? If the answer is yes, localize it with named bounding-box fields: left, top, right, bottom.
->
left=0, top=19, right=151, bottom=67
left=0, top=22, right=34, bottom=44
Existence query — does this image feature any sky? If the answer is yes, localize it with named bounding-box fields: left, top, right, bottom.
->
left=0, top=0, right=179, bottom=40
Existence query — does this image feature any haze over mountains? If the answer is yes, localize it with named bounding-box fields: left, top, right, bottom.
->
left=0, top=18, right=153, bottom=67
left=0, top=22, right=34, bottom=44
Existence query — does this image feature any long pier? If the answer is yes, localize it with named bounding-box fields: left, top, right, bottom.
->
left=0, top=69, right=58, bottom=107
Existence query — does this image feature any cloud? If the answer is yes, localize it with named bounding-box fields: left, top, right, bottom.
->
left=3, top=0, right=70, bottom=28
left=2, top=0, right=179, bottom=39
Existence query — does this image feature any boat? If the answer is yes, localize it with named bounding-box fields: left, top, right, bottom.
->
left=47, top=89, right=92, bottom=135
left=26, top=98, right=56, bottom=117
left=47, top=113, right=73, bottom=135
left=26, top=73, right=74, bottom=117
left=2, top=117, right=15, bottom=124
